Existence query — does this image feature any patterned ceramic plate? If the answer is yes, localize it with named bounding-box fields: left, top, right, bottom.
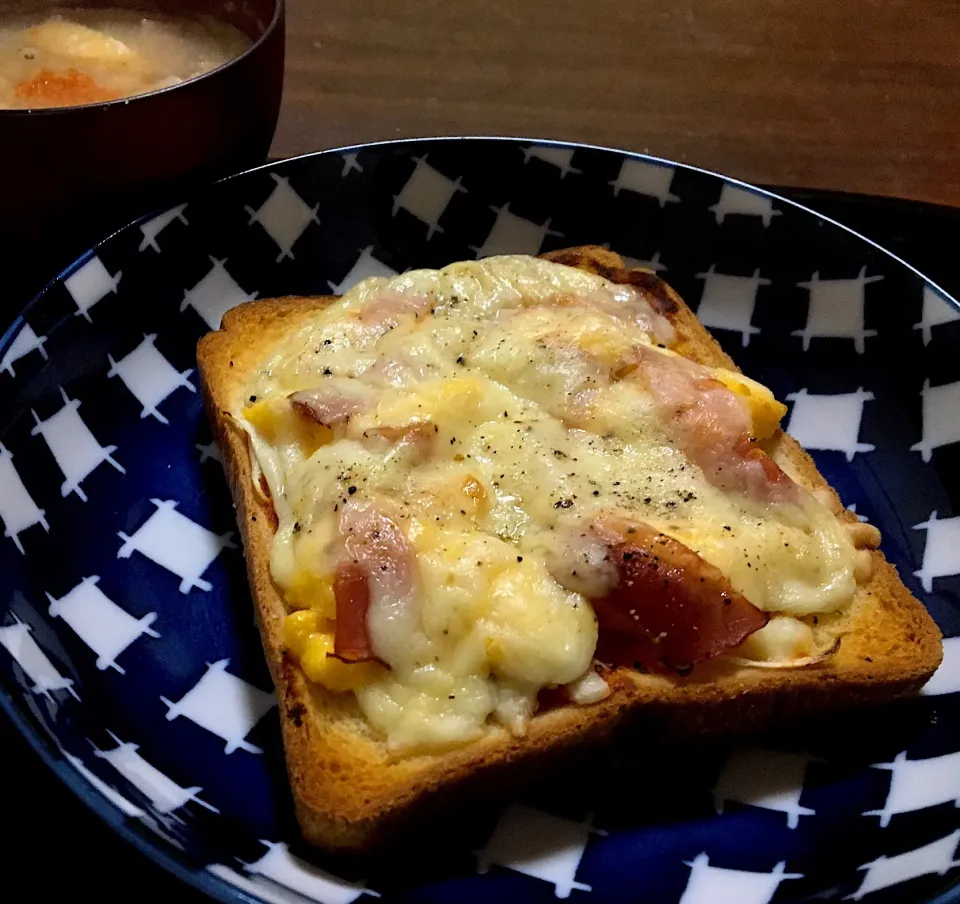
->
left=2, top=138, right=960, bottom=904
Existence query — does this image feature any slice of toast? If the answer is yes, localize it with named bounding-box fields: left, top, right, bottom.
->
left=197, top=245, right=942, bottom=853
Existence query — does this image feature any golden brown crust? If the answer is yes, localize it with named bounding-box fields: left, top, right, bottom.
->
left=197, top=246, right=942, bottom=853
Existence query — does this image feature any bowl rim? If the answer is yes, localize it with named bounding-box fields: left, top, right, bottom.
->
left=0, top=0, right=284, bottom=117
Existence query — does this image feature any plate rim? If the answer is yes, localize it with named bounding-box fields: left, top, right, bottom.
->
left=0, top=685, right=255, bottom=904
left=2, top=135, right=959, bottom=904
left=5, top=136, right=959, bottom=360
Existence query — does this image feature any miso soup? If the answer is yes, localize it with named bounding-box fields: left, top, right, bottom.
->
left=0, top=10, right=250, bottom=108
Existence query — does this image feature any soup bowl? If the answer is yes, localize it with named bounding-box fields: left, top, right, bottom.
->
left=0, top=0, right=284, bottom=312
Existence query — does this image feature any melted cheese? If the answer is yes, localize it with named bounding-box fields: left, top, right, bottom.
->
left=238, top=256, right=860, bottom=752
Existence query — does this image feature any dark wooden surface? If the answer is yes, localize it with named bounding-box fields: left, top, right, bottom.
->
left=272, top=0, right=960, bottom=207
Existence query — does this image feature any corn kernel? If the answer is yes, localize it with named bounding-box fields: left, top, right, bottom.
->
left=243, top=399, right=279, bottom=439
left=283, top=610, right=319, bottom=658
left=581, top=330, right=631, bottom=369
left=292, top=418, right=334, bottom=457
left=244, top=397, right=333, bottom=456
left=284, top=571, right=337, bottom=619
left=300, top=632, right=384, bottom=692
left=712, top=369, right=787, bottom=439
left=439, top=376, right=483, bottom=403
left=460, top=474, right=487, bottom=514
left=427, top=377, right=483, bottom=418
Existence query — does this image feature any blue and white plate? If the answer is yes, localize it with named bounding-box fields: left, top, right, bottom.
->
left=2, top=138, right=960, bottom=904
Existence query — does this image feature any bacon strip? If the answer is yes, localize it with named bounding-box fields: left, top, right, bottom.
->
left=629, top=345, right=797, bottom=503
left=538, top=248, right=679, bottom=317
left=332, top=562, right=374, bottom=662
left=333, top=502, right=418, bottom=667
left=589, top=520, right=769, bottom=674
left=357, top=288, right=431, bottom=332
left=362, top=423, right=435, bottom=464
left=289, top=381, right=374, bottom=427
left=554, top=290, right=676, bottom=347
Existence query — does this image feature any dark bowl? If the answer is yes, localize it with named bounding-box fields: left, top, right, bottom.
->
left=0, top=0, right=285, bottom=311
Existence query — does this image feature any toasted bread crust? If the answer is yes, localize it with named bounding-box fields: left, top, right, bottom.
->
left=197, top=246, right=942, bottom=852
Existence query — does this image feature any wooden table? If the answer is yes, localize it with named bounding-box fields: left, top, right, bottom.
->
left=272, top=0, right=960, bottom=208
